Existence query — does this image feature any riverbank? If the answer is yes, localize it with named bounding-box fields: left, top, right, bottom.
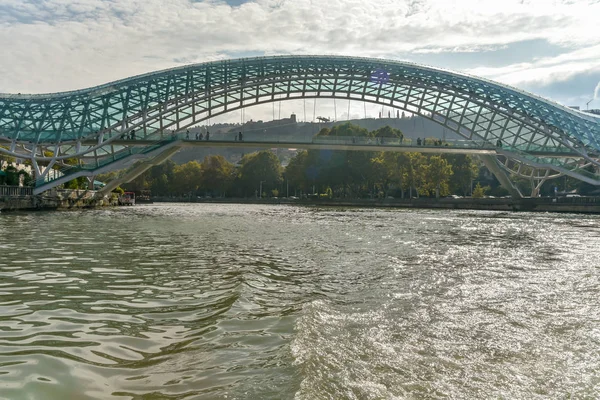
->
left=152, top=196, right=600, bottom=214
left=3, top=190, right=600, bottom=214
left=0, top=188, right=117, bottom=212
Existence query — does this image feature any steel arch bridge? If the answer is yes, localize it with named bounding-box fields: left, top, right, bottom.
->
left=1, top=55, right=599, bottom=195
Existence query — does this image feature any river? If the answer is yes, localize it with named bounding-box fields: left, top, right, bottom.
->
left=0, top=204, right=599, bottom=399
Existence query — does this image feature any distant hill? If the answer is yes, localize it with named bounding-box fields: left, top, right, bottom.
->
left=172, top=114, right=461, bottom=164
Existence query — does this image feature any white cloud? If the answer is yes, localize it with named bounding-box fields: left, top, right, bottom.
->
left=0, top=0, right=599, bottom=117
left=466, top=44, right=600, bottom=86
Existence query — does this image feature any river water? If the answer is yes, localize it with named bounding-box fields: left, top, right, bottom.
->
left=0, top=204, right=599, bottom=399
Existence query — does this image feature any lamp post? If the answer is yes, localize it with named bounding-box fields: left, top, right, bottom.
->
left=259, top=180, right=266, bottom=198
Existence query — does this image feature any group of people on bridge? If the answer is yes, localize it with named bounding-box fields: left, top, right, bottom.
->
left=124, top=129, right=246, bottom=142
left=184, top=130, right=244, bottom=141
left=181, top=130, right=244, bottom=141
left=123, top=130, right=136, bottom=140
left=416, top=138, right=446, bottom=146
left=120, top=129, right=214, bottom=141
left=119, top=129, right=504, bottom=150
left=184, top=130, right=210, bottom=141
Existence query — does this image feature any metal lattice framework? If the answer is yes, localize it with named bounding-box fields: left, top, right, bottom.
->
left=1, top=55, right=599, bottom=193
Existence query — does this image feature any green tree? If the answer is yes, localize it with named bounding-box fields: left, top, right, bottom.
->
left=302, top=148, right=367, bottom=197
left=345, top=150, right=375, bottom=197
left=124, top=164, right=149, bottom=192
left=149, top=160, right=176, bottom=195
left=310, top=123, right=375, bottom=197
left=150, top=174, right=167, bottom=195
left=315, top=127, right=331, bottom=137
left=172, top=161, right=203, bottom=196
left=4, top=165, right=19, bottom=186
left=371, top=126, right=404, bottom=141
left=369, top=155, right=390, bottom=197
left=506, top=163, right=557, bottom=197
left=285, top=150, right=310, bottom=194
left=200, top=155, right=235, bottom=196
left=21, top=171, right=34, bottom=187
left=472, top=183, right=490, bottom=198
left=96, top=170, right=121, bottom=184
left=446, top=154, right=478, bottom=196
left=405, top=152, right=428, bottom=198
left=323, top=122, right=369, bottom=138
left=378, top=152, right=411, bottom=198
left=238, top=151, right=282, bottom=196
left=425, top=155, right=453, bottom=198
left=63, top=176, right=88, bottom=190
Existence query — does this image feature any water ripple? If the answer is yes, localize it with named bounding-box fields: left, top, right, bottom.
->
left=1, top=205, right=600, bottom=398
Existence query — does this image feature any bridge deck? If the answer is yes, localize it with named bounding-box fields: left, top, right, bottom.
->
left=81, top=138, right=583, bottom=158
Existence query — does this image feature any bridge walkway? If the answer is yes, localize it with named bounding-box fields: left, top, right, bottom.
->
left=80, top=135, right=586, bottom=158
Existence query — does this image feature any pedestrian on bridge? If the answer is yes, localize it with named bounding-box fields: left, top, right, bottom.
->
left=417, top=137, right=422, bottom=146
left=199, top=132, right=204, bottom=140
left=206, top=131, right=210, bottom=141
left=130, top=130, right=136, bottom=140
left=186, top=130, right=190, bottom=140
left=239, top=132, right=243, bottom=141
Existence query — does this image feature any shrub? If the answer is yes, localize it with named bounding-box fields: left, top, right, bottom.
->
left=472, top=183, right=490, bottom=198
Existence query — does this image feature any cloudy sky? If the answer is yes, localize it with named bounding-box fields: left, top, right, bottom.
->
left=1, top=0, right=599, bottom=123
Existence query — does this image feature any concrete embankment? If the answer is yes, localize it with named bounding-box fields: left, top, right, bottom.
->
left=304, top=198, right=600, bottom=213
left=0, top=188, right=117, bottom=211
left=3, top=191, right=600, bottom=214
left=153, top=196, right=600, bottom=214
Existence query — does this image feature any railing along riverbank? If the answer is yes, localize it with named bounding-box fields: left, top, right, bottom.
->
left=0, top=187, right=120, bottom=211
left=0, top=185, right=33, bottom=197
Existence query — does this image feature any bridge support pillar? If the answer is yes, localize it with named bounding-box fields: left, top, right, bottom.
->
left=98, top=145, right=181, bottom=197
left=479, top=155, right=523, bottom=199
left=530, top=179, right=545, bottom=198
